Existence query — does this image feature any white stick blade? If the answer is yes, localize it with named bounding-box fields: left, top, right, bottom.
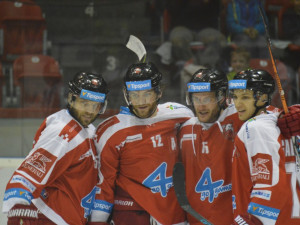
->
left=126, top=35, right=146, bottom=61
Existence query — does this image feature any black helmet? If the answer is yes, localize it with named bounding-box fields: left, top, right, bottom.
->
left=124, top=62, right=162, bottom=89
left=123, top=62, right=162, bottom=118
left=229, top=69, right=275, bottom=119
left=230, top=69, right=275, bottom=96
left=186, top=68, right=228, bottom=108
left=69, top=72, right=109, bottom=95
left=68, top=72, right=109, bottom=115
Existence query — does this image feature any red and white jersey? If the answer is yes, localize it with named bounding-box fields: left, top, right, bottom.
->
left=2, top=109, right=99, bottom=225
left=179, top=104, right=243, bottom=225
left=91, top=103, right=193, bottom=225
left=232, top=112, right=300, bottom=225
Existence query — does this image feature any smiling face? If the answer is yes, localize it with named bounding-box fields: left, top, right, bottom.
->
left=232, top=89, right=266, bottom=121
left=128, top=89, right=160, bottom=118
left=231, top=54, right=249, bottom=73
left=68, top=93, right=102, bottom=127
left=192, top=92, right=222, bottom=123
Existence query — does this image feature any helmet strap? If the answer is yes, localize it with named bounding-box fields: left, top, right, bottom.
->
left=250, top=93, right=268, bottom=119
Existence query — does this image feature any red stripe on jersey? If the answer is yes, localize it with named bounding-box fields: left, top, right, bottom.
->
left=59, top=120, right=82, bottom=142
left=95, top=116, right=120, bottom=142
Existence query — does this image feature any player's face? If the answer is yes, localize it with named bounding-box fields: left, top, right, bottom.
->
left=69, top=95, right=102, bottom=127
left=231, top=54, right=248, bottom=73
left=128, top=89, right=160, bottom=118
left=232, top=89, right=256, bottom=121
left=192, top=92, right=221, bottom=123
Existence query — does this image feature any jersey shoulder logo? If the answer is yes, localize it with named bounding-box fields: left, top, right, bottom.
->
left=19, top=148, right=57, bottom=183
left=251, top=153, right=272, bottom=185
left=59, top=120, right=82, bottom=142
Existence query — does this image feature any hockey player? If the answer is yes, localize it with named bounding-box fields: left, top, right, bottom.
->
left=229, top=69, right=300, bottom=225
left=178, top=68, right=244, bottom=224
left=89, top=62, right=194, bottom=225
left=2, top=72, right=109, bottom=225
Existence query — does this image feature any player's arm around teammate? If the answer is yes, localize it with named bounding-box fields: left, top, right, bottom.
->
left=89, top=62, right=193, bottom=225
left=229, top=69, right=300, bottom=225
left=2, top=72, right=109, bottom=225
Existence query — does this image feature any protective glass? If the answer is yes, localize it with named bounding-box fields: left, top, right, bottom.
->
left=72, top=96, right=105, bottom=114
left=187, top=91, right=223, bottom=106
left=124, top=88, right=161, bottom=106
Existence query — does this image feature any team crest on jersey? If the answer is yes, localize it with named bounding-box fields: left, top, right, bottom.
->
left=251, top=153, right=272, bottom=185
left=195, top=167, right=231, bottom=203
left=20, top=148, right=57, bottom=183
left=142, top=162, right=173, bottom=197
left=221, top=122, right=235, bottom=141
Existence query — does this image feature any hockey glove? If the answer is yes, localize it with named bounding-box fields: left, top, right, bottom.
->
left=234, top=214, right=263, bottom=225
left=278, top=105, right=300, bottom=138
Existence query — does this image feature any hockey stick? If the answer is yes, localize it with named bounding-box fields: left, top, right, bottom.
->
left=258, top=4, right=300, bottom=170
left=257, top=4, right=288, bottom=114
left=173, top=162, right=214, bottom=225
left=126, top=35, right=147, bottom=62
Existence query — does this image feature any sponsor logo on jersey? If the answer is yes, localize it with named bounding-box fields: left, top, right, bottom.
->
left=228, top=80, right=247, bottom=89
left=4, top=188, right=33, bottom=204
left=93, top=200, right=113, bottom=213
left=126, top=80, right=152, bottom=91
left=195, top=167, right=232, bottom=203
left=20, top=148, right=57, bottom=183
left=114, top=200, right=134, bottom=207
left=80, top=89, right=106, bottom=103
left=234, top=215, right=249, bottom=224
left=7, top=208, right=39, bottom=218
left=10, top=175, right=36, bottom=193
left=166, top=104, right=186, bottom=110
left=250, top=190, right=271, bottom=200
left=232, top=195, right=236, bottom=210
left=187, top=82, right=211, bottom=92
left=143, top=162, right=173, bottom=197
left=59, top=120, right=82, bottom=142
left=248, top=202, right=280, bottom=220
left=251, top=153, right=272, bottom=185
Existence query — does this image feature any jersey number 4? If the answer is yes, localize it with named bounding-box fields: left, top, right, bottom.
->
left=143, top=162, right=173, bottom=197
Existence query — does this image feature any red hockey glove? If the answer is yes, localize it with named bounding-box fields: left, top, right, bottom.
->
left=86, top=222, right=109, bottom=225
left=234, top=214, right=263, bottom=225
left=278, top=105, right=300, bottom=138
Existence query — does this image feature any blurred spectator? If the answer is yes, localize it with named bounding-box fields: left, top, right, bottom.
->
left=282, top=0, right=300, bottom=70
left=226, top=0, right=268, bottom=58
left=155, top=26, right=195, bottom=87
left=282, top=0, right=300, bottom=44
left=166, top=0, right=220, bottom=31
left=227, top=47, right=251, bottom=80
left=155, top=26, right=195, bottom=102
left=195, top=27, right=227, bottom=68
